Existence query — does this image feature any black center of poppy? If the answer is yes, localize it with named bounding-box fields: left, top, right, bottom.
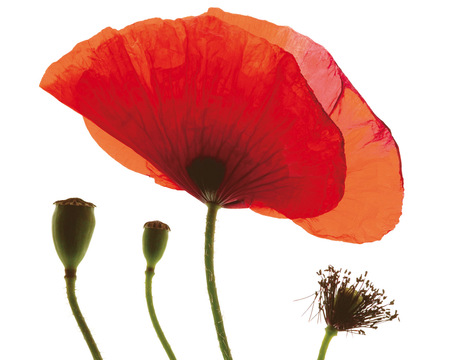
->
left=186, top=157, right=226, bottom=202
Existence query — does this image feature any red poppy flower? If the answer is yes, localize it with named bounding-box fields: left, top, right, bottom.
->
left=40, top=9, right=403, bottom=243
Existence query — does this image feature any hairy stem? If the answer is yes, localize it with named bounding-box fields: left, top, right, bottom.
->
left=204, top=202, right=232, bottom=360
left=145, top=268, right=177, bottom=360
left=65, top=271, right=103, bottom=360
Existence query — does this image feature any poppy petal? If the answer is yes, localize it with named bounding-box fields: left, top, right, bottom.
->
left=40, top=15, right=346, bottom=219
left=205, top=8, right=342, bottom=114
left=295, top=87, right=403, bottom=243
left=206, top=8, right=403, bottom=242
left=84, top=117, right=182, bottom=190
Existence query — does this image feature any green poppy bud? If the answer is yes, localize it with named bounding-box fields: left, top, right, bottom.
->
left=142, top=221, right=170, bottom=271
left=52, top=198, right=96, bottom=273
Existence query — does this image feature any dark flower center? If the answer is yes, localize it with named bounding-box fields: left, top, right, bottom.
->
left=333, top=287, right=363, bottom=327
left=186, top=157, right=226, bottom=204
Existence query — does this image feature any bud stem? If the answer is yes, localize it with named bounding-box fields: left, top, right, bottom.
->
left=317, top=325, right=338, bottom=360
left=145, top=268, right=177, bottom=360
left=64, top=271, right=103, bottom=360
left=204, top=202, right=232, bottom=360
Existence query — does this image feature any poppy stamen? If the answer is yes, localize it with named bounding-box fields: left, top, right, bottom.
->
left=310, top=265, right=399, bottom=334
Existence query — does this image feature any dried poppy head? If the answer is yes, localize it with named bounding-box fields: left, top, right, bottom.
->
left=40, top=9, right=403, bottom=243
left=311, top=265, right=399, bottom=334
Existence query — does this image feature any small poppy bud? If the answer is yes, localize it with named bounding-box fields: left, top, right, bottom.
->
left=142, top=221, right=170, bottom=271
left=52, top=198, right=96, bottom=272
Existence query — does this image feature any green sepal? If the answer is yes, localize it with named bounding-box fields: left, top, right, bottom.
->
left=142, top=221, right=170, bottom=270
left=52, top=198, right=96, bottom=271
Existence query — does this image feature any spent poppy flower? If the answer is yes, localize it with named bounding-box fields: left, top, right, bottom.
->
left=205, top=8, right=404, bottom=243
left=309, top=266, right=399, bottom=360
left=311, top=265, right=399, bottom=334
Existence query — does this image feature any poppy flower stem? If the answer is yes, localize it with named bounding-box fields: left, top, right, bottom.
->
left=205, top=202, right=233, bottom=360
left=64, top=271, right=103, bottom=360
left=145, top=268, right=177, bottom=360
left=317, top=325, right=338, bottom=360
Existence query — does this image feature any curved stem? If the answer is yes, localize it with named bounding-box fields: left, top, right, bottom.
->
left=317, top=325, right=338, bottom=360
left=145, top=268, right=177, bottom=360
left=204, top=202, right=233, bottom=360
left=65, top=270, right=103, bottom=360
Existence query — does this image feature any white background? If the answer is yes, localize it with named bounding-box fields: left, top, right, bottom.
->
left=1, top=0, right=449, bottom=359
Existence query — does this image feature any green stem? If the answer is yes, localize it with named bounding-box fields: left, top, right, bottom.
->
left=204, top=202, right=232, bottom=360
left=64, top=270, right=103, bottom=360
left=145, top=268, right=177, bottom=360
left=317, top=325, right=338, bottom=360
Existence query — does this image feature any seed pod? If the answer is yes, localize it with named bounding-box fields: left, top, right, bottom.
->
left=52, top=198, right=96, bottom=272
left=142, top=221, right=170, bottom=271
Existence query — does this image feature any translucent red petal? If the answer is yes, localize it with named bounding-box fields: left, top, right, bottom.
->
left=206, top=8, right=403, bottom=242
